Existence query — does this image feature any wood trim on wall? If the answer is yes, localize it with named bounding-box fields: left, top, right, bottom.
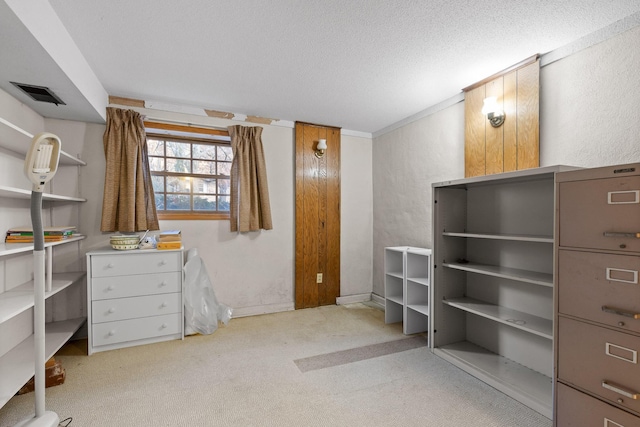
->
left=464, top=59, right=540, bottom=177
left=295, top=122, right=341, bottom=309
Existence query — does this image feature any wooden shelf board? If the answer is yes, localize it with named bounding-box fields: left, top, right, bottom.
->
left=443, top=262, right=553, bottom=287
left=0, top=317, right=86, bottom=408
left=407, top=304, right=429, bottom=316
left=443, top=231, right=553, bottom=243
left=0, top=272, right=86, bottom=323
left=434, top=341, right=552, bottom=419
left=0, top=235, right=85, bottom=257
left=407, top=277, right=429, bottom=286
left=0, top=185, right=86, bottom=202
left=0, top=118, right=86, bottom=166
left=442, top=297, right=552, bottom=339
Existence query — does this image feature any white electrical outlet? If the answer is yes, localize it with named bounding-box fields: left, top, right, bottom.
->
left=316, top=273, right=323, bottom=283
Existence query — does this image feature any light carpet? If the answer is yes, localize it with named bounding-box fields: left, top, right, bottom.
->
left=0, top=303, right=552, bottom=427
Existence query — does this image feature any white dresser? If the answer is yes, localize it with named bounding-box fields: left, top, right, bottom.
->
left=86, top=247, right=184, bottom=355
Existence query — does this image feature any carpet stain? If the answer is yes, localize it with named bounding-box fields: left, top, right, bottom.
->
left=294, top=335, right=427, bottom=373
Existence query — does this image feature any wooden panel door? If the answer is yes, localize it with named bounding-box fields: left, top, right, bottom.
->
left=295, top=122, right=340, bottom=309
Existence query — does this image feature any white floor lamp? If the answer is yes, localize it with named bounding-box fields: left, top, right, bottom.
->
left=14, top=133, right=62, bottom=427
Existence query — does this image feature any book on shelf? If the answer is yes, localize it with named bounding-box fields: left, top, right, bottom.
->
left=5, top=225, right=77, bottom=243
left=156, top=241, right=182, bottom=250
left=158, top=230, right=182, bottom=242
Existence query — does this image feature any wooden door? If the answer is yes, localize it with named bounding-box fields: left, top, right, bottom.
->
left=295, top=122, right=340, bottom=309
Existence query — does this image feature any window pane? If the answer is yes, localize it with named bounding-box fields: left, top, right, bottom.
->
left=152, top=175, right=164, bottom=193
left=149, top=157, right=165, bottom=172
left=218, top=161, right=231, bottom=176
left=166, top=141, right=190, bottom=158
left=218, top=196, right=230, bottom=211
left=192, top=178, right=216, bottom=194
left=193, top=144, right=216, bottom=160
left=147, top=139, right=164, bottom=156
left=154, top=194, right=165, bottom=210
left=218, top=146, right=232, bottom=161
left=194, top=195, right=216, bottom=211
left=193, top=160, right=216, bottom=175
left=218, top=178, right=230, bottom=195
left=166, top=194, right=190, bottom=210
left=167, top=176, right=190, bottom=193
left=167, top=158, right=191, bottom=173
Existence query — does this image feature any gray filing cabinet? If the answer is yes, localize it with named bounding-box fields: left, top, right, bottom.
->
left=555, top=163, right=640, bottom=426
left=86, top=247, right=184, bottom=355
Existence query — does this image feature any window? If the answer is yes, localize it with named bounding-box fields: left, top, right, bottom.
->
left=146, top=123, right=232, bottom=220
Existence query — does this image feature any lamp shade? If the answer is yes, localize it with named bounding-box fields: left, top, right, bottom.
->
left=317, top=139, right=327, bottom=150
left=481, top=96, right=499, bottom=115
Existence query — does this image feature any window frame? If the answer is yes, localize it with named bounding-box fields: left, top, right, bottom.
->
left=145, top=122, right=231, bottom=221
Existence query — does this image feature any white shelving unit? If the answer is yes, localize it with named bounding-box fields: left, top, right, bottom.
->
left=431, top=166, right=575, bottom=419
left=0, top=117, right=87, bottom=408
left=384, top=246, right=432, bottom=336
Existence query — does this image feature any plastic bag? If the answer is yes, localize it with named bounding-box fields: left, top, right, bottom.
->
left=183, top=248, right=232, bottom=335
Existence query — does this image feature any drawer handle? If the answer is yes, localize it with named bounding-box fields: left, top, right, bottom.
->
left=159, top=281, right=167, bottom=287
left=603, top=232, right=640, bottom=239
left=604, top=418, right=625, bottom=427
left=606, top=267, right=639, bottom=285
left=161, top=323, right=168, bottom=329
left=602, top=380, right=639, bottom=400
left=106, top=263, right=114, bottom=269
left=107, top=308, right=116, bottom=314
left=160, top=302, right=167, bottom=308
left=602, top=305, right=640, bottom=320
left=608, top=190, right=640, bottom=204
left=107, top=285, right=115, bottom=291
left=160, top=260, right=167, bottom=266
left=108, top=330, right=116, bottom=337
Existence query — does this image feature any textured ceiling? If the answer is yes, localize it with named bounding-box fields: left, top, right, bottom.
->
left=2, top=1, right=640, bottom=133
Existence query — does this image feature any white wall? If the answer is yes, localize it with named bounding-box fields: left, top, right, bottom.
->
left=372, top=25, right=640, bottom=298
left=42, top=107, right=373, bottom=317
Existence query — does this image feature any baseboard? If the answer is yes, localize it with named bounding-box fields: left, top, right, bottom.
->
left=370, top=293, right=385, bottom=308
left=231, top=302, right=295, bottom=318
left=336, top=293, right=372, bottom=305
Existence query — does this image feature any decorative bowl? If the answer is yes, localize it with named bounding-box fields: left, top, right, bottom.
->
left=110, top=234, right=140, bottom=250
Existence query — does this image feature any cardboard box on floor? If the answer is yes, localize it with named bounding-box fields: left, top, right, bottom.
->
left=17, top=357, right=65, bottom=395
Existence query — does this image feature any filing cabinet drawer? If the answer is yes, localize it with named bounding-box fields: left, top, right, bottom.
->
left=91, top=251, right=182, bottom=277
left=92, top=292, right=182, bottom=323
left=92, top=313, right=182, bottom=347
left=558, top=317, right=640, bottom=414
left=556, top=383, right=640, bottom=426
left=558, top=249, right=640, bottom=334
left=558, top=176, right=640, bottom=252
left=91, top=271, right=182, bottom=300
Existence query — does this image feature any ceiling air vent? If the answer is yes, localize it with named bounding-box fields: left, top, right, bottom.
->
left=10, top=82, right=66, bottom=105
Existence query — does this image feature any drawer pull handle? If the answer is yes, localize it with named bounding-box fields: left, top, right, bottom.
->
left=161, top=323, right=168, bottom=329
left=108, top=330, right=115, bottom=337
left=160, top=281, right=167, bottom=287
left=608, top=190, right=640, bottom=204
left=606, top=268, right=639, bottom=284
left=602, top=381, right=639, bottom=400
left=108, top=308, right=116, bottom=314
left=106, top=263, right=114, bottom=269
left=107, top=285, right=114, bottom=291
left=160, top=302, right=167, bottom=308
left=603, top=232, right=640, bottom=239
left=602, top=305, right=640, bottom=320
left=604, top=418, right=625, bottom=427
left=160, top=260, right=167, bottom=266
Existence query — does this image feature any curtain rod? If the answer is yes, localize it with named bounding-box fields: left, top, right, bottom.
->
left=143, top=116, right=228, bottom=132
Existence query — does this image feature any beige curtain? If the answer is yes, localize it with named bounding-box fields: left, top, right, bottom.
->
left=228, top=125, right=273, bottom=232
left=100, top=107, right=159, bottom=232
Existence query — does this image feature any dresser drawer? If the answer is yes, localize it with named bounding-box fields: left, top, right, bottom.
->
left=92, top=313, right=182, bottom=347
left=556, top=382, right=640, bottom=426
left=558, top=317, right=640, bottom=414
left=558, top=249, right=640, bottom=334
left=558, top=176, right=640, bottom=252
left=91, top=271, right=182, bottom=300
left=90, top=251, right=182, bottom=277
left=92, top=292, right=181, bottom=324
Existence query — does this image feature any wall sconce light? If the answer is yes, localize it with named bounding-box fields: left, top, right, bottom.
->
left=315, top=139, right=327, bottom=158
left=481, top=96, right=505, bottom=127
